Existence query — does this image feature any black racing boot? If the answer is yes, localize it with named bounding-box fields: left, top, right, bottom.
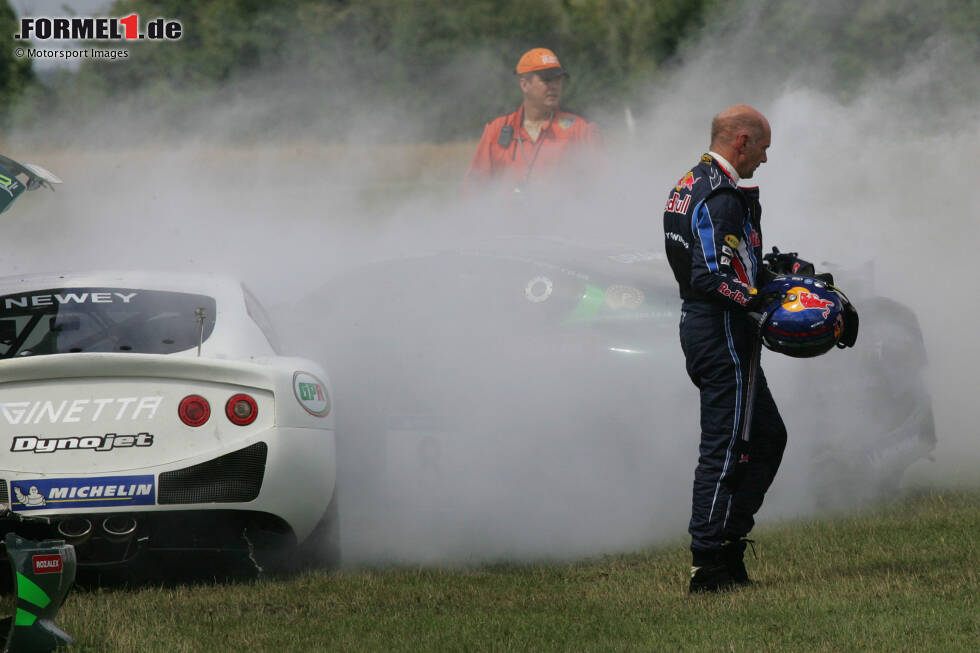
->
left=720, top=539, right=754, bottom=586
left=689, top=549, right=736, bottom=594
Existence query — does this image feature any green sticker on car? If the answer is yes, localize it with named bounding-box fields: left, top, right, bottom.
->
left=293, top=371, right=330, bottom=417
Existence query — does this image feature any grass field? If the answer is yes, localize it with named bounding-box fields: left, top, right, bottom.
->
left=0, top=142, right=975, bottom=652
left=3, top=489, right=976, bottom=652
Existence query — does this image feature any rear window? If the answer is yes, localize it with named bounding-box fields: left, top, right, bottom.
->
left=0, top=287, right=217, bottom=358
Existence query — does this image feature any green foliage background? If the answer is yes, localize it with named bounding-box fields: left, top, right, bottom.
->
left=0, top=1, right=34, bottom=126
left=1, top=0, right=978, bottom=141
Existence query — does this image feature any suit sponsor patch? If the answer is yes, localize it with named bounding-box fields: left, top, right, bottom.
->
left=709, top=167, right=724, bottom=189
left=665, top=231, right=689, bottom=249
left=675, top=171, right=701, bottom=192
left=718, top=282, right=750, bottom=306
left=724, top=234, right=740, bottom=248
left=665, top=192, right=691, bottom=214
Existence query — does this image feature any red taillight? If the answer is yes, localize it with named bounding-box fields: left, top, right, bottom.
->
left=178, top=395, right=211, bottom=427
left=225, top=394, right=258, bottom=426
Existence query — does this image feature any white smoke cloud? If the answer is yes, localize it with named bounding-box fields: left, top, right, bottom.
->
left=2, top=9, right=976, bottom=567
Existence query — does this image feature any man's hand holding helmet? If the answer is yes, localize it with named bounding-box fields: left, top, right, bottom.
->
left=745, top=285, right=784, bottom=332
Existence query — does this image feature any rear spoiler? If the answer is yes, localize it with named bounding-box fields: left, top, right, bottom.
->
left=0, top=352, right=277, bottom=391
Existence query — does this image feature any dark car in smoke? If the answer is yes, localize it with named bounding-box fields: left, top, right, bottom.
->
left=284, top=236, right=934, bottom=559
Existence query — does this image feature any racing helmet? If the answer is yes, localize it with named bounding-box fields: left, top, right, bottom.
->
left=758, top=275, right=845, bottom=358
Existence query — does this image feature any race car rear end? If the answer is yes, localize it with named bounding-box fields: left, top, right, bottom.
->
left=0, top=352, right=335, bottom=571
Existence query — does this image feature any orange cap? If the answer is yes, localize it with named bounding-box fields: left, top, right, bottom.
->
left=515, top=48, right=566, bottom=76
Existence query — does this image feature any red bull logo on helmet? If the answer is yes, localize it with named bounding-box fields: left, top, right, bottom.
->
left=782, top=286, right=836, bottom=318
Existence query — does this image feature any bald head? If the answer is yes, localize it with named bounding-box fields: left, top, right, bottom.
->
left=710, top=105, right=769, bottom=149
left=709, top=104, right=771, bottom=179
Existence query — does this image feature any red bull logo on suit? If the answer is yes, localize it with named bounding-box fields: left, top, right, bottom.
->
left=675, top=171, right=700, bottom=192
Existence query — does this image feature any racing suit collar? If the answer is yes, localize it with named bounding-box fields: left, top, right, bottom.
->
left=708, top=151, right=740, bottom=185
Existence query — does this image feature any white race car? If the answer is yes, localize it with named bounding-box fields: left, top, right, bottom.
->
left=0, top=271, right=337, bottom=576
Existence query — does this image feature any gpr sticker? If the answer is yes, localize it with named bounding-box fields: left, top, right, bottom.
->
left=293, top=371, right=330, bottom=417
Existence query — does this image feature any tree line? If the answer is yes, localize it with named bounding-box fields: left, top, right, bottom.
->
left=1, top=0, right=977, bottom=141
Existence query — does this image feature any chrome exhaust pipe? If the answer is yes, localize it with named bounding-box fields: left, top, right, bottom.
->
left=57, top=517, right=93, bottom=545
left=101, top=515, right=138, bottom=543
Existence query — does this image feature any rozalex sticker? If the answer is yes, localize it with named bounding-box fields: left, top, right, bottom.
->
left=33, top=554, right=62, bottom=574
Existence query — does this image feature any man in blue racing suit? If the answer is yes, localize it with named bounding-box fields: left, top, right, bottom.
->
left=663, top=104, right=787, bottom=593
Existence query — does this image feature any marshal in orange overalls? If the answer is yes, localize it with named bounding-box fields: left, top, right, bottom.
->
left=462, top=105, right=602, bottom=198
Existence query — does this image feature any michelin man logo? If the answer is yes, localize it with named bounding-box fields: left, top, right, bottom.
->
left=14, top=485, right=46, bottom=507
